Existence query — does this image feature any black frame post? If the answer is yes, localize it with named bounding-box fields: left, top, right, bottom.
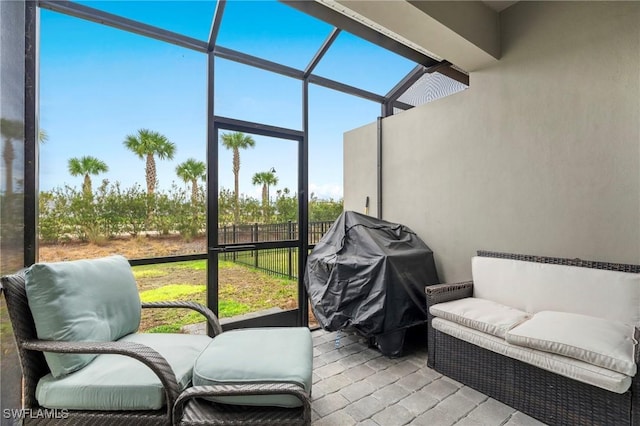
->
left=299, top=79, right=310, bottom=327
left=206, top=51, right=219, bottom=330
left=24, top=0, right=38, bottom=267
left=204, top=0, right=225, bottom=336
left=376, top=117, right=383, bottom=219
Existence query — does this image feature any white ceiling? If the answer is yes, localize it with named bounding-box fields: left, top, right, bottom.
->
left=482, top=1, right=519, bottom=12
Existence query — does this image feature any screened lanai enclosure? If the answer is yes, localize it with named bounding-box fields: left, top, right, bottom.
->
left=0, top=0, right=468, bottom=415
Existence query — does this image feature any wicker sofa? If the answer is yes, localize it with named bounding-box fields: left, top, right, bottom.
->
left=426, top=251, right=640, bottom=426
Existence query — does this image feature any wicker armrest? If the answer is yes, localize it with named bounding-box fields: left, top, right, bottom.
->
left=425, top=281, right=474, bottom=308
left=173, top=383, right=311, bottom=425
left=142, top=301, right=223, bottom=336
left=426, top=282, right=473, bottom=369
left=635, top=327, right=640, bottom=364
left=22, top=339, right=181, bottom=416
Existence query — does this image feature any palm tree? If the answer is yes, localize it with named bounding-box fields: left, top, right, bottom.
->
left=39, top=128, right=49, bottom=144
left=1, top=118, right=23, bottom=196
left=252, top=169, right=278, bottom=219
left=123, top=129, right=176, bottom=195
left=1, top=120, right=49, bottom=195
left=176, top=158, right=206, bottom=206
left=220, top=131, right=255, bottom=223
left=67, top=156, right=109, bottom=196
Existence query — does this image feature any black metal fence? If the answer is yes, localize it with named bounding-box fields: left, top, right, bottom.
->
left=219, top=220, right=334, bottom=279
left=218, top=220, right=334, bottom=245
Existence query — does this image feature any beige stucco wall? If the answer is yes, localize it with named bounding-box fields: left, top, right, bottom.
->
left=343, top=1, right=640, bottom=282
left=344, top=121, right=378, bottom=215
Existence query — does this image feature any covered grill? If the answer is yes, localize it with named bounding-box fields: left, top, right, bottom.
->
left=305, top=211, right=439, bottom=356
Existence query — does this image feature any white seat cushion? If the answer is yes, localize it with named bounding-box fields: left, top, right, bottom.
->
left=433, top=318, right=632, bottom=394
left=506, top=311, right=637, bottom=376
left=429, top=297, right=530, bottom=338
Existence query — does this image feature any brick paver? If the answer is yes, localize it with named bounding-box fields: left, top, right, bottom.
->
left=311, top=329, right=544, bottom=425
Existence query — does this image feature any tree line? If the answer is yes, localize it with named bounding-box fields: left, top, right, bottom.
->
left=39, top=128, right=342, bottom=244
left=39, top=181, right=342, bottom=244
left=67, top=128, right=284, bottom=219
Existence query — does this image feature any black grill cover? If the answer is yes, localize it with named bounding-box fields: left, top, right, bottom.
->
left=305, top=211, right=439, bottom=344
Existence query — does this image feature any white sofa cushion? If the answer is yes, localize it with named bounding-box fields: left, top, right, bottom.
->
left=433, top=318, right=632, bottom=394
left=472, top=256, right=640, bottom=326
left=429, top=298, right=530, bottom=338
left=506, top=311, right=637, bottom=376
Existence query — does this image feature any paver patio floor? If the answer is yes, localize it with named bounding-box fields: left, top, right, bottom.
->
left=311, top=329, right=546, bottom=426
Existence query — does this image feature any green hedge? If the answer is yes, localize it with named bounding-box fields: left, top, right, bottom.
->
left=39, top=180, right=343, bottom=243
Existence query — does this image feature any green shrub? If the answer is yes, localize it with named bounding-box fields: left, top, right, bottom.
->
left=149, top=192, right=175, bottom=235
left=38, top=180, right=343, bottom=243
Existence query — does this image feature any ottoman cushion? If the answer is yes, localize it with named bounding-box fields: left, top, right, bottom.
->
left=193, top=327, right=313, bottom=408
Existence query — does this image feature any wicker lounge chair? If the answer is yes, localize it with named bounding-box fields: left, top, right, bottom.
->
left=1, top=256, right=311, bottom=426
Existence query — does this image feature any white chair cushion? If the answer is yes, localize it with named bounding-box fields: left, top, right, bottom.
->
left=429, top=298, right=530, bottom=338
left=471, top=256, right=640, bottom=326
left=433, top=318, right=632, bottom=394
left=506, top=311, right=637, bottom=376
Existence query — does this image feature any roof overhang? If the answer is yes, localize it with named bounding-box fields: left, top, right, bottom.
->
left=306, top=0, right=503, bottom=72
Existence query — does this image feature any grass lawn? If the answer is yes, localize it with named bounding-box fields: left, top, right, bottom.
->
left=133, top=260, right=297, bottom=332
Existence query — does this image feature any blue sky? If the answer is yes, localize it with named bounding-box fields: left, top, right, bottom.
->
left=39, top=0, right=416, bottom=200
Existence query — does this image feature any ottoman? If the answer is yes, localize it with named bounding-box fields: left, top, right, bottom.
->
left=174, top=327, right=313, bottom=425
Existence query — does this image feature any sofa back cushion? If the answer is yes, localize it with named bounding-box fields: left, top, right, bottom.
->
left=472, top=256, right=640, bottom=326
left=26, top=255, right=141, bottom=378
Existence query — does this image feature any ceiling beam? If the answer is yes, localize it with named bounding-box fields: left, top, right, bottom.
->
left=38, top=0, right=208, bottom=53
left=304, top=28, right=341, bottom=77
left=433, top=65, right=469, bottom=86
left=307, top=74, right=384, bottom=103
left=207, top=0, right=226, bottom=52
left=385, top=64, right=426, bottom=103
left=281, top=0, right=439, bottom=67
left=214, top=46, right=305, bottom=80
left=214, top=46, right=386, bottom=104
